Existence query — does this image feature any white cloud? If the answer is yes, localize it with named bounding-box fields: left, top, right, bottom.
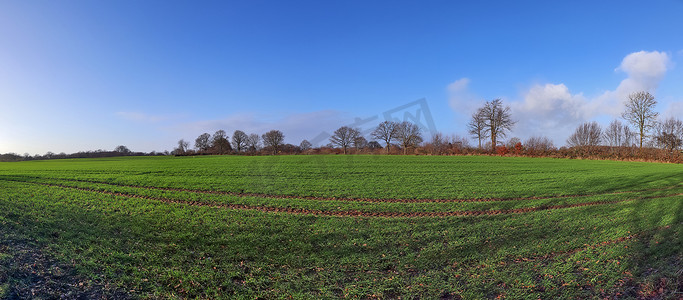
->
left=598, top=51, right=672, bottom=115
left=510, top=83, right=590, bottom=144
left=617, top=50, right=670, bottom=80
left=447, top=77, right=480, bottom=115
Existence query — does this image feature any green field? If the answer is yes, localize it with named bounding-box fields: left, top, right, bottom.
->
left=0, top=155, right=681, bottom=299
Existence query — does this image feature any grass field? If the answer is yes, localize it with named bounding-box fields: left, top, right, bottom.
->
left=0, top=155, right=681, bottom=299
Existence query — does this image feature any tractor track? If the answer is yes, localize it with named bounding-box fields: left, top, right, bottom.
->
left=4, top=176, right=681, bottom=204
left=6, top=179, right=682, bottom=218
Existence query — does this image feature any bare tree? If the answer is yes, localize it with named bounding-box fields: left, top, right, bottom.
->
left=395, top=121, right=423, bottom=154
left=262, top=130, right=285, bottom=154
left=371, top=121, right=399, bottom=154
left=175, top=139, right=189, bottom=155
left=450, top=134, right=470, bottom=151
left=211, top=130, right=232, bottom=154
left=603, top=120, right=634, bottom=147
left=429, top=132, right=447, bottom=155
left=195, top=133, right=211, bottom=152
left=231, top=130, right=249, bottom=152
left=329, top=126, right=360, bottom=154
left=353, top=136, right=368, bottom=151
left=246, top=133, right=261, bottom=152
left=478, top=99, right=515, bottom=150
left=505, top=137, right=521, bottom=149
left=653, top=117, right=683, bottom=152
left=467, top=110, right=488, bottom=149
left=524, top=136, right=555, bottom=153
left=566, top=121, right=602, bottom=148
left=299, top=139, right=312, bottom=151
left=622, top=91, right=658, bottom=149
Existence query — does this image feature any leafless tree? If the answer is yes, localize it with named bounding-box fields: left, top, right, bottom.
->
left=329, top=126, right=360, bottom=154
left=450, top=134, right=470, bottom=151
left=622, top=91, right=658, bottom=149
left=262, top=130, right=285, bottom=154
left=211, top=130, right=232, bottom=154
left=467, top=110, right=488, bottom=149
left=175, top=139, right=189, bottom=155
left=524, top=136, right=555, bottom=153
left=505, top=137, right=521, bottom=149
left=195, top=133, right=211, bottom=152
left=231, top=130, right=249, bottom=152
left=395, top=121, right=423, bottom=154
left=299, top=139, right=312, bottom=151
left=371, top=121, right=399, bottom=154
left=478, top=99, right=515, bottom=150
left=567, top=121, right=602, bottom=148
left=429, top=132, right=447, bottom=155
left=653, top=117, right=683, bottom=152
left=603, top=120, right=634, bottom=147
left=353, top=136, right=368, bottom=151
left=246, top=133, right=261, bottom=152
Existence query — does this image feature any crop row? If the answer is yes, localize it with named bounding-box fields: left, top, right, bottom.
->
left=1, top=155, right=681, bottom=200
left=2, top=176, right=681, bottom=217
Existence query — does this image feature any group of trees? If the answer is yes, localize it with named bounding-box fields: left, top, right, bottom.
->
left=0, top=147, right=167, bottom=162
left=565, top=91, right=683, bottom=154
left=169, top=90, right=679, bottom=163
left=176, top=129, right=287, bottom=155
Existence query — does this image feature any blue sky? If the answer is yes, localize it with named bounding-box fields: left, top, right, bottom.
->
left=1, top=1, right=682, bottom=154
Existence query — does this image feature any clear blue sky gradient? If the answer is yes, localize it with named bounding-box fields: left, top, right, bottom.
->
left=1, top=1, right=682, bottom=154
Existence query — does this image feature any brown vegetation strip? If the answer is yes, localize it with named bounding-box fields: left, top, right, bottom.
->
left=13, top=176, right=683, bottom=204
left=10, top=180, right=681, bottom=218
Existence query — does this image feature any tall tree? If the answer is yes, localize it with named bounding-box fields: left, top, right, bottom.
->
left=231, top=130, right=249, bottom=152
left=653, top=117, right=683, bottom=152
left=211, top=130, right=232, bottom=154
left=175, top=139, right=189, bottom=155
left=467, top=110, right=488, bottom=149
left=371, top=121, right=399, bottom=154
left=603, top=120, right=634, bottom=147
left=246, top=133, right=261, bottom=152
left=262, top=130, right=285, bottom=154
left=329, top=126, right=360, bottom=154
left=622, top=91, right=658, bottom=149
left=395, top=121, right=423, bottom=155
left=567, top=121, right=602, bottom=148
left=479, top=99, right=515, bottom=150
left=195, top=133, right=211, bottom=152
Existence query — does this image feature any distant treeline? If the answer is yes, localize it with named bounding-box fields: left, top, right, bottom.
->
left=0, top=146, right=168, bottom=162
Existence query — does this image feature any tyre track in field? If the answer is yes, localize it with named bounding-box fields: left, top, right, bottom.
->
left=8, top=179, right=682, bottom=218
left=9, top=176, right=683, bottom=204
